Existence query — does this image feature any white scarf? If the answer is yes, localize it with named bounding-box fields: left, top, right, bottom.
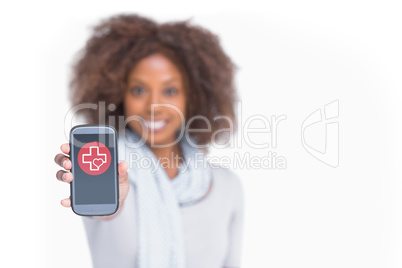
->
left=118, top=126, right=212, bottom=268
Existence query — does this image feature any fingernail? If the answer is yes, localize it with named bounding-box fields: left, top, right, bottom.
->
left=62, top=160, right=67, bottom=168
left=62, top=173, right=66, bottom=182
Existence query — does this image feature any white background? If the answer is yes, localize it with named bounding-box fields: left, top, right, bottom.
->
left=1, top=0, right=401, bottom=267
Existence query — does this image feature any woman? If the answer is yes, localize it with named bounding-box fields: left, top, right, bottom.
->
left=54, top=14, right=244, bottom=268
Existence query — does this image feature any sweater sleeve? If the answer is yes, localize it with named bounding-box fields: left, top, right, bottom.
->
left=223, top=174, right=245, bottom=268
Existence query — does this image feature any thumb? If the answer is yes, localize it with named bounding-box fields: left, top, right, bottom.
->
left=118, top=161, right=129, bottom=178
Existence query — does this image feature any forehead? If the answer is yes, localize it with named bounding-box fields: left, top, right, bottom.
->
left=128, top=53, right=183, bottom=80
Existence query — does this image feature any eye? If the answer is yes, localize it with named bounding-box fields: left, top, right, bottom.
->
left=164, top=87, right=178, bottom=96
left=130, top=86, right=146, bottom=96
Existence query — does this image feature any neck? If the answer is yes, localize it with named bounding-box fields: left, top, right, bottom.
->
left=148, top=142, right=184, bottom=169
left=150, top=143, right=178, bottom=158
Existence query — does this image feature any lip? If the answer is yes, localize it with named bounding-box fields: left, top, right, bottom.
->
left=142, top=118, right=169, bottom=132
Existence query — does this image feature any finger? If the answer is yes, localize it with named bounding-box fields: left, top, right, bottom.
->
left=61, top=197, right=71, bottom=207
left=118, top=161, right=128, bottom=177
left=56, top=170, right=73, bottom=183
left=118, top=161, right=129, bottom=183
left=54, top=153, right=71, bottom=170
left=60, top=143, right=70, bottom=155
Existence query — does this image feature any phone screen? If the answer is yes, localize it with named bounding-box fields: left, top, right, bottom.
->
left=72, top=133, right=117, bottom=205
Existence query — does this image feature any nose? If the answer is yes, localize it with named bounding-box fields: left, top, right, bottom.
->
left=146, top=90, right=163, bottom=116
left=149, top=90, right=162, bottom=104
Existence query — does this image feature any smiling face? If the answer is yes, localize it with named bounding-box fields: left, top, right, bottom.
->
left=124, top=53, right=187, bottom=147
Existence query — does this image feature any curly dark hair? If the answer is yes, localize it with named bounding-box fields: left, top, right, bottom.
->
left=69, top=13, right=239, bottom=147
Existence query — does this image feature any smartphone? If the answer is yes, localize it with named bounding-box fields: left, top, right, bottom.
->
left=69, top=124, right=119, bottom=216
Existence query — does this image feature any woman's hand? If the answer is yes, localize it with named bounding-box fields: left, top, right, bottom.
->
left=54, top=143, right=130, bottom=219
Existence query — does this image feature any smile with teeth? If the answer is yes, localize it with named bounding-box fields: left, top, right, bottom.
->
left=143, top=119, right=168, bottom=132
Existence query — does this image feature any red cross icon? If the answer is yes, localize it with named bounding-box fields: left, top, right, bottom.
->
left=82, top=146, right=107, bottom=171
left=78, top=141, right=111, bottom=175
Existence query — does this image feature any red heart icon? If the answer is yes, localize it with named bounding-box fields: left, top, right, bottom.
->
left=93, top=158, right=105, bottom=168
